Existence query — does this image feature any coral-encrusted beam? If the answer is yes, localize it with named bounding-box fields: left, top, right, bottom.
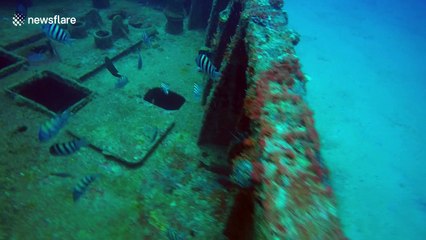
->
left=240, top=0, right=347, bottom=239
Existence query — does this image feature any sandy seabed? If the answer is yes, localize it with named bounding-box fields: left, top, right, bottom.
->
left=286, top=0, right=426, bottom=239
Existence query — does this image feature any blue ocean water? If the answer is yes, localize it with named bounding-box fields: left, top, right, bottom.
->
left=286, top=0, right=426, bottom=239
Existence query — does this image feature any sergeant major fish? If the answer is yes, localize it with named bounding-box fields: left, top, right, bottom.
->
left=42, top=24, right=72, bottom=44
left=73, top=174, right=97, bottom=202
left=193, top=82, right=202, bottom=100
left=160, top=82, right=169, bottom=95
left=195, top=53, right=221, bottom=81
left=38, top=111, right=70, bottom=142
left=49, top=139, right=87, bottom=156
left=115, top=75, right=129, bottom=88
left=141, top=31, right=152, bottom=48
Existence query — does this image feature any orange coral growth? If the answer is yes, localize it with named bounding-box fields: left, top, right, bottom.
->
left=283, top=133, right=295, bottom=144
left=300, top=111, right=314, bottom=127
left=299, top=103, right=313, bottom=114
left=277, top=163, right=289, bottom=176
left=247, top=65, right=255, bottom=78
left=262, top=193, right=273, bottom=212
left=281, top=83, right=289, bottom=93
left=260, top=120, right=275, bottom=137
left=310, top=165, right=323, bottom=183
left=244, top=59, right=306, bottom=122
left=295, top=69, right=306, bottom=81
left=296, top=107, right=321, bottom=149
left=286, top=77, right=295, bottom=88
left=244, top=96, right=263, bottom=120
left=251, top=161, right=265, bottom=183
left=284, top=149, right=296, bottom=159
left=287, top=174, right=316, bottom=209
left=307, top=127, right=320, bottom=150
left=264, top=178, right=271, bottom=185
left=305, top=147, right=323, bottom=182
left=295, top=223, right=310, bottom=240
left=290, top=94, right=301, bottom=104
left=269, top=151, right=282, bottom=164
left=244, top=71, right=276, bottom=120
left=324, top=186, right=333, bottom=197
left=259, top=138, right=266, bottom=149
left=242, top=137, right=255, bottom=147
left=241, top=146, right=262, bottom=162
left=271, top=94, right=282, bottom=103
left=284, top=131, right=308, bottom=144
left=304, top=147, right=316, bottom=162
left=275, top=223, right=287, bottom=234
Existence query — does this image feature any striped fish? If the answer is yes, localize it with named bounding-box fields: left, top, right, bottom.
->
left=38, top=111, right=70, bottom=142
left=49, top=139, right=86, bottom=156
left=42, top=24, right=71, bottom=43
left=161, top=82, right=170, bottom=95
left=141, top=31, right=152, bottom=48
left=73, top=175, right=97, bottom=201
left=195, top=53, right=221, bottom=80
left=115, top=75, right=129, bottom=88
left=193, top=83, right=202, bottom=100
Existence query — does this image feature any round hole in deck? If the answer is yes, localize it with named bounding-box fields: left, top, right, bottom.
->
left=143, top=88, right=186, bottom=111
left=95, top=30, right=110, bottom=37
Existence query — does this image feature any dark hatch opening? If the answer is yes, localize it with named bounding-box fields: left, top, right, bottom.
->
left=143, top=87, right=186, bottom=111
left=13, top=72, right=90, bottom=113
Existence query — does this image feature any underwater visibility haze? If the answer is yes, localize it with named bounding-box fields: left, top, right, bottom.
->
left=0, top=0, right=425, bottom=239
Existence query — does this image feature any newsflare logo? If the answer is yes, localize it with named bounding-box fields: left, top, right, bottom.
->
left=12, top=13, right=25, bottom=26
left=12, top=14, right=76, bottom=27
